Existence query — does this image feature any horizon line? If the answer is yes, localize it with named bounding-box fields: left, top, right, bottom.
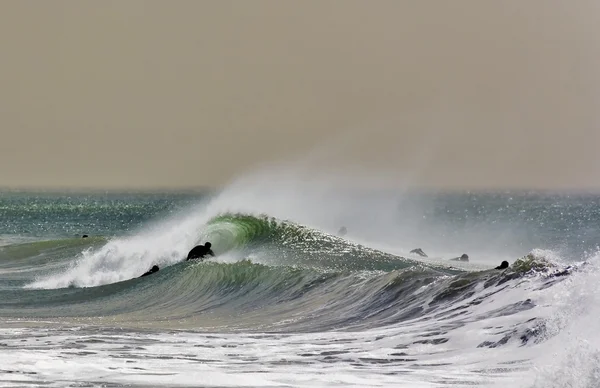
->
left=3, top=185, right=600, bottom=196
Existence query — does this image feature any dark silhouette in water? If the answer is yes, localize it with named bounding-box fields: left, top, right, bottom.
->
left=495, top=261, right=509, bottom=270
left=450, top=253, right=469, bottom=262
left=551, top=266, right=575, bottom=278
left=338, top=226, right=347, bottom=236
left=186, top=242, right=215, bottom=261
left=82, top=235, right=88, bottom=238
left=140, top=265, right=159, bottom=277
left=410, top=248, right=428, bottom=257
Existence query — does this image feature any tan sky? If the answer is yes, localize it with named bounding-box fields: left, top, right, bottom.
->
left=1, top=0, right=599, bottom=190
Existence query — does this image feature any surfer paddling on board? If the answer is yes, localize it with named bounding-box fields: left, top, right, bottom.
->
left=141, top=242, right=214, bottom=278
left=450, top=253, right=469, bottom=262
left=410, top=248, right=428, bottom=257
left=186, top=242, right=215, bottom=261
left=495, top=261, right=509, bottom=270
left=140, top=265, right=159, bottom=277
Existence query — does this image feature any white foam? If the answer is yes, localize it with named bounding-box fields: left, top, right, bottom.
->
left=6, top=260, right=591, bottom=387
left=500, top=255, right=600, bottom=388
left=24, top=200, right=216, bottom=289
left=0, top=326, right=519, bottom=388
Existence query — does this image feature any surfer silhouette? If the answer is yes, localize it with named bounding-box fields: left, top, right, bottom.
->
left=410, top=248, right=428, bottom=257
left=338, top=226, right=347, bottom=236
left=495, top=261, right=509, bottom=270
left=140, top=265, right=159, bottom=277
left=186, top=242, right=215, bottom=261
left=450, top=253, right=469, bottom=262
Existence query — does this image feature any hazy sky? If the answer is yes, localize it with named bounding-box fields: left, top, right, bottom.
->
left=1, top=1, right=599, bottom=190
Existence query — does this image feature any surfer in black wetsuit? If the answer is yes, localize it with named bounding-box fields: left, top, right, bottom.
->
left=410, top=248, right=428, bottom=257
left=450, top=253, right=469, bottom=262
left=495, top=261, right=509, bottom=270
left=140, top=265, right=159, bottom=277
left=186, top=242, right=215, bottom=261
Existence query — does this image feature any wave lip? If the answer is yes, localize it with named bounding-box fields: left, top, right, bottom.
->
left=203, top=213, right=472, bottom=274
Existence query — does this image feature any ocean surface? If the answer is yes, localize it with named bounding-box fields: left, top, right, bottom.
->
left=0, top=186, right=599, bottom=387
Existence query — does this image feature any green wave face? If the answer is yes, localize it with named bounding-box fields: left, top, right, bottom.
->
left=201, top=213, right=278, bottom=251
left=202, top=213, right=462, bottom=273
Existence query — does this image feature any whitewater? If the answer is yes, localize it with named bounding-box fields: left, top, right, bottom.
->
left=0, top=179, right=599, bottom=387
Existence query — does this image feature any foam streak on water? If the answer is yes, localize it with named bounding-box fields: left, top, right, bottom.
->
left=0, top=326, right=527, bottom=388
